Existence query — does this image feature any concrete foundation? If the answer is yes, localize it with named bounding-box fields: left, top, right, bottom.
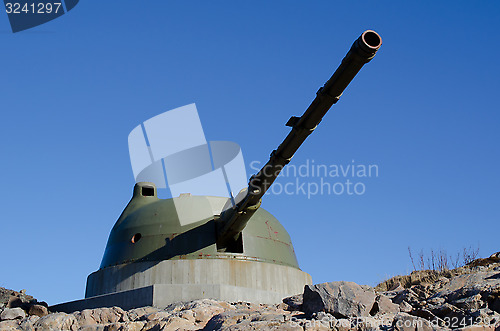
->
left=51, top=259, right=312, bottom=313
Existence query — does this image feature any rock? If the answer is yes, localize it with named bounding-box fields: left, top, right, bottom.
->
left=108, top=321, right=146, bottom=331
left=412, top=284, right=434, bottom=300
left=371, top=294, right=400, bottom=315
left=250, top=312, right=286, bottom=323
left=311, top=311, right=335, bottom=325
left=469, top=253, right=500, bottom=268
left=428, top=296, right=445, bottom=305
left=0, top=320, right=21, bottom=330
left=436, top=271, right=500, bottom=297
left=333, top=318, right=353, bottom=331
left=283, top=294, right=303, bottom=311
left=485, top=287, right=500, bottom=314
left=409, top=270, right=442, bottom=288
left=455, top=294, right=485, bottom=310
left=163, top=315, right=198, bottom=330
left=302, top=281, right=377, bottom=318
left=6, top=296, right=23, bottom=309
left=19, top=315, right=40, bottom=331
left=389, top=282, right=405, bottom=292
left=490, top=298, right=500, bottom=314
left=400, top=301, right=413, bottom=313
left=202, top=310, right=286, bottom=330
left=183, top=298, right=233, bottom=311
left=127, top=306, right=159, bottom=321
left=351, top=315, right=394, bottom=331
left=179, top=309, right=195, bottom=323
left=410, top=308, right=438, bottom=322
left=393, top=312, right=438, bottom=331
left=191, top=305, right=225, bottom=325
left=34, top=312, right=78, bottom=330
left=231, top=302, right=260, bottom=310
left=457, top=327, right=498, bottom=330
left=78, top=325, right=105, bottom=331
left=3, top=261, right=500, bottom=330
left=0, top=288, right=36, bottom=309
left=155, top=299, right=237, bottom=328
left=203, top=310, right=254, bottom=329
left=468, top=308, right=500, bottom=328
left=142, top=311, right=173, bottom=322
left=296, top=318, right=331, bottom=331
left=393, top=288, right=419, bottom=306
left=221, top=319, right=301, bottom=330
left=142, top=320, right=167, bottom=330
left=28, top=304, right=49, bottom=317
left=0, top=307, right=26, bottom=320
left=427, top=302, right=462, bottom=320
left=73, top=307, right=129, bottom=326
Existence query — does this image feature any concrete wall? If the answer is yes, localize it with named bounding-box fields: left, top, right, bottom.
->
left=81, top=259, right=311, bottom=307
left=52, top=281, right=308, bottom=313
left=52, top=260, right=311, bottom=312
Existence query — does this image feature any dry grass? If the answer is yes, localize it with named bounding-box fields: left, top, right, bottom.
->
left=375, top=245, right=482, bottom=292
left=407, top=245, right=479, bottom=273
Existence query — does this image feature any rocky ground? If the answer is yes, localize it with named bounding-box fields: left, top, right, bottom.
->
left=1, top=253, right=499, bottom=331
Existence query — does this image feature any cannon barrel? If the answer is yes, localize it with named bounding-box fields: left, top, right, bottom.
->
left=216, top=30, right=382, bottom=249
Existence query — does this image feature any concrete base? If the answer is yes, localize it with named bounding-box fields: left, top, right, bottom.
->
left=51, top=282, right=303, bottom=313
left=51, top=259, right=312, bottom=313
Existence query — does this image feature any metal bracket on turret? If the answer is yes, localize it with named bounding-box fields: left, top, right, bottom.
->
left=317, top=86, right=341, bottom=104
left=269, top=150, right=291, bottom=166
left=286, top=116, right=300, bottom=127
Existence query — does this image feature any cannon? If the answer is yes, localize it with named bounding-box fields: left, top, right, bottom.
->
left=53, top=30, right=382, bottom=312
left=217, top=30, right=382, bottom=249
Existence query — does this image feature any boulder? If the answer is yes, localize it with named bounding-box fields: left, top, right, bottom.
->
left=302, top=281, right=377, bottom=318
left=427, top=302, right=462, bottom=320
left=372, top=294, right=400, bottom=314
left=454, top=294, right=485, bottom=310
left=141, top=320, right=167, bottom=331
left=469, top=307, right=500, bottom=327
left=0, top=320, right=21, bottom=330
left=114, top=321, right=146, bottom=331
left=436, top=271, right=500, bottom=297
left=28, top=304, right=49, bottom=317
left=191, top=305, right=226, bottom=325
left=72, top=306, right=129, bottom=326
left=126, top=306, right=159, bottom=321
left=393, top=288, right=419, bottom=306
left=77, top=325, right=105, bottom=331
left=409, top=308, right=438, bottom=322
left=283, top=294, right=303, bottom=311
left=142, top=311, right=173, bottom=322
left=6, top=296, right=23, bottom=309
left=202, top=309, right=288, bottom=330
left=392, top=312, right=438, bottom=331
left=161, top=315, right=198, bottom=330
left=485, top=287, right=500, bottom=314
left=399, top=301, right=413, bottom=313
left=33, top=312, right=78, bottom=330
left=203, top=310, right=257, bottom=330
left=454, top=326, right=498, bottom=330
left=19, top=315, right=40, bottom=331
left=0, top=307, right=26, bottom=321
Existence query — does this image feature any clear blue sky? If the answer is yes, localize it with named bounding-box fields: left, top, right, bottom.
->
left=1, top=1, right=499, bottom=305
